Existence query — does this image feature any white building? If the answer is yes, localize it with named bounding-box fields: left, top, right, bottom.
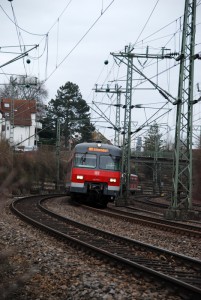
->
left=0, top=98, right=42, bottom=148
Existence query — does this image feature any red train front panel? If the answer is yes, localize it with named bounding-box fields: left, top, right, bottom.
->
left=71, top=167, right=121, bottom=197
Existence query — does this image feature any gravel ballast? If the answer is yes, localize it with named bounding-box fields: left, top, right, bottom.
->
left=1, top=196, right=200, bottom=299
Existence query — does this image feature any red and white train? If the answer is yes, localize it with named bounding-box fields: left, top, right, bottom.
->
left=66, top=142, right=122, bottom=207
left=129, top=173, right=141, bottom=194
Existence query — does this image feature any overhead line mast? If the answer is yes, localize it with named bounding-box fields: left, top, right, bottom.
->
left=95, top=1, right=199, bottom=214
left=120, top=45, right=133, bottom=200
left=166, top=0, right=198, bottom=219
left=111, top=46, right=176, bottom=204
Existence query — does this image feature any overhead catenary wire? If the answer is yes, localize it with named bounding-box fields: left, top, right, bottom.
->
left=9, top=1, right=28, bottom=76
left=133, top=0, right=160, bottom=46
left=0, top=0, right=74, bottom=66
left=0, top=4, right=46, bottom=36
left=131, top=106, right=172, bottom=140
left=45, top=0, right=115, bottom=82
left=1, top=1, right=200, bottom=148
left=93, top=43, right=183, bottom=139
left=91, top=101, right=117, bottom=130
left=92, top=10, right=187, bottom=129
left=1, top=0, right=73, bottom=38
left=93, top=0, right=199, bottom=144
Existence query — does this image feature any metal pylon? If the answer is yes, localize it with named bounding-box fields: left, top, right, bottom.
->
left=172, top=0, right=196, bottom=210
left=114, top=84, right=121, bottom=146
left=119, top=46, right=133, bottom=199
left=94, top=84, right=122, bottom=146
left=9, top=77, right=16, bottom=148
left=56, top=119, right=61, bottom=190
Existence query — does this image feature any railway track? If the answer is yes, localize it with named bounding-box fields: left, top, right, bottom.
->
left=132, top=196, right=201, bottom=212
left=80, top=203, right=201, bottom=238
left=11, top=195, right=201, bottom=299
left=111, top=205, right=201, bottom=237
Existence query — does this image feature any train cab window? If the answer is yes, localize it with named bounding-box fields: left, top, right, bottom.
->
left=74, top=153, right=96, bottom=168
left=99, top=155, right=121, bottom=171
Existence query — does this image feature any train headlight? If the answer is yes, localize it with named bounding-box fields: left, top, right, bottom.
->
left=110, top=178, right=116, bottom=183
left=77, top=175, right=84, bottom=180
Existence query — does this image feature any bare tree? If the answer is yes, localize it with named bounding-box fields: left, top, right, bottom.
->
left=0, top=76, right=48, bottom=119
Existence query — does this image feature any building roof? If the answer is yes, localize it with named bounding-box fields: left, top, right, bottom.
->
left=91, top=131, right=113, bottom=145
left=0, top=98, right=37, bottom=126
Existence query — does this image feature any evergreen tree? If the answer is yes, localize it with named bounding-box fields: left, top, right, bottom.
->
left=39, top=81, right=95, bottom=147
left=143, top=123, right=163, bottom=152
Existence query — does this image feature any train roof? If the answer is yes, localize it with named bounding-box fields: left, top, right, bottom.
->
left=74, top=142, right=122, bottom=155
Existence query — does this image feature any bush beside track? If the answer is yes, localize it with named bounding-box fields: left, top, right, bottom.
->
left=0, top=141, right=67, bottom=195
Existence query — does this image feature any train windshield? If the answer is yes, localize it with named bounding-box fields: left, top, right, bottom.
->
left=74, top=153, right=96, bottom=168
left=99, top=155, right=121, bottom=171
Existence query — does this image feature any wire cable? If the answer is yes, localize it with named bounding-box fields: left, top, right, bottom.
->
left=133, top=0, right=160, bottom=46
left=0, top=4, right=46, bottom=36
left=45, top=0, right=115, bottom=82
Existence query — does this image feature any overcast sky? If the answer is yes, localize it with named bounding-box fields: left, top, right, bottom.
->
left=1, top=0, right=201, bottom=144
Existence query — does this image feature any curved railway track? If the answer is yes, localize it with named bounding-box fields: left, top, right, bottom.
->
left=11, top=195, right=201, bottom=299
left=78, top=202, right=201, bottom=238
left=132, top=196, right=201, bottom=212
left=109, top=205, right=201, bottom=237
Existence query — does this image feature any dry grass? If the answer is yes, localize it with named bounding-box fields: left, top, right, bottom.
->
left=0, top=141, right=67, bottom=195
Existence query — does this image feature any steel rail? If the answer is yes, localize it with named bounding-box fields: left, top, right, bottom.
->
left=11, top=195, right=201, bottom=299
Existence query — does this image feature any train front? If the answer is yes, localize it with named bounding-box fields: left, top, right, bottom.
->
left=70, top=142, right=122, bottom=206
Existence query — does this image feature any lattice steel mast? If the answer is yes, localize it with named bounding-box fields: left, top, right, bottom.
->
left=112, top=45, right=133, bottom=200
left=171, top=0, right=196, bottom=213
left=112, top=46, right=176, bottom=202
